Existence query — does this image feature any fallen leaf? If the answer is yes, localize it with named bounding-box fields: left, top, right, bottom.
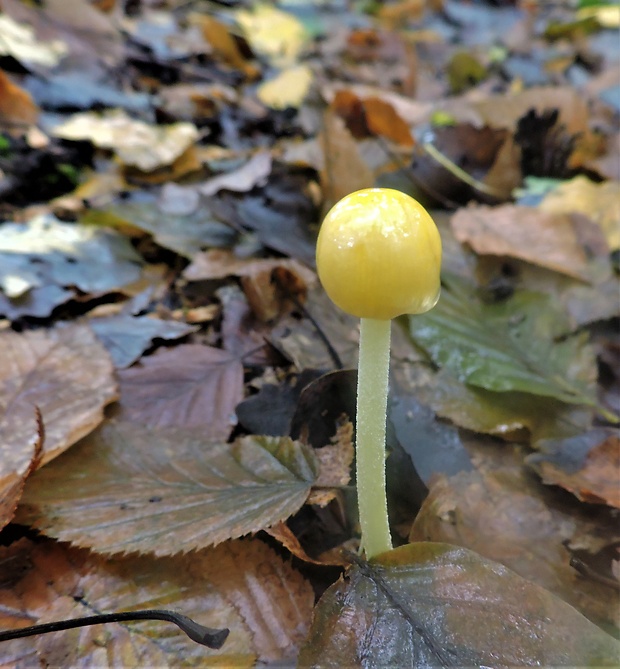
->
left=0, top=69, right=38, bottom=131
left=17, top=421, right=318, bottom=556
left=0, top=537, right=313, bottom=666
left=194, top=14, right=259, bottom=79
left=0, top=323, right=117, bottom=468
left=257, top=65, right=313, bottom=110
left=409, top=442, right=620, bottom=632
left=221, top=179, right=318, bottom=266
left=539, top=176, right=620, bottom=250
left=298, top=543, right=620, bottom=667
left=235, top=371, right=323, bottom=437
left=184, top=248, right=316, bottom=321
left=451, top=204, right=609, bottom=281
left=235, top=4, right=307, bottom=68
left=0, top=14, right=68, bottom=67
left=363, top=96, right=414, bottom=146
left=0, top=284, right=74, bottom=320
left=0, top=409, right=42, bottom=531
left=52, top=110, right=199, bottom=172
left=87, top=191, right=236, bottom=258
left=388, top=393, right=472, bottom=483
left=528, top=429, right=620, bottom=508
left=409, top=276, right=599, bottom=407
left=307, top=420, right=354, bottom=507
left=469, top=86, right=588, bottom=136
left=116, top=344, right=243, bottom=441
left=199, top=151, right=272, bottom=196
left=395, top=363, right=593, bottom=443
left=90, top=314, right=197, bottom=368
left=0, top=214, right=142, bottom=299
left=319, top=110, right=374, bottom=211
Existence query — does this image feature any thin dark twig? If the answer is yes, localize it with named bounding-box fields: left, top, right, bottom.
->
left=0, top=609, right=229, bottom=649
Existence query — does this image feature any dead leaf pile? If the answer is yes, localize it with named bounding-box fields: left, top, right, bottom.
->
left=0, top=0, right=619, bottom=665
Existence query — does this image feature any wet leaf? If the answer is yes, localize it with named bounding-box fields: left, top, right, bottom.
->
left=0, top=214, right=142, bottom=299
left=116, top=344, right=243, bottom=441
left=298, top=542, right=620, bottom=668
left=409, top=440, right=620, bottom=632
left=90, top=314, right=197, bottom=369
left=397, top=363, right=593, bottom=443
left=0, top=323, right=117, bottom=468
left=17, top=421, right=319, bottom=556
left=52, top=110, right=199, bottom=172
left=388, top=394, right=472, bottom=483
left=528, top=429, right=620, bottom=508
left=89, top=191, right=236, bottom=258
left=451, top=204, right=609, bottom=281
left=0, top=537, right=313, bottom=666
left=409, top=277, right=599, bottom=407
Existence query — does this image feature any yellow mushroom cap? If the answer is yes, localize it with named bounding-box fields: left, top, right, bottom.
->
left=316, top=188, right=442, bottom=320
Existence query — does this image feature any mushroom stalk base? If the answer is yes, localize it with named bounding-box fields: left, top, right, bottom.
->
left=356, top=317, right=393, bottom=559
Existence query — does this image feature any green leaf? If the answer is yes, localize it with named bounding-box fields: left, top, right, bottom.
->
left=298, top=542, right=620, bottom=668
left=17, top=421, right=318, bottom=556
left=408, top=277, right=598, bottom=406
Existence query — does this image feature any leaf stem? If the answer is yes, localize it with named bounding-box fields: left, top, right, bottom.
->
left=356, top=317, right=393, bottom=558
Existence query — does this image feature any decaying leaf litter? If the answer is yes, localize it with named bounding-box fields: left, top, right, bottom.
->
left=0, top=0, right=619, bottom=665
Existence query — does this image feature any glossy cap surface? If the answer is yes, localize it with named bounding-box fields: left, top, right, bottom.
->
left=316, top=188, right=442, bottom=319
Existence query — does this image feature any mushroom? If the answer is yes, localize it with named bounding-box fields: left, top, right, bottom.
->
left=316, top=188, right=442, bottom=558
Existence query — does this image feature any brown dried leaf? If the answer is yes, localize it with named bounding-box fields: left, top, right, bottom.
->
left=363, top=96, right=414, bottom=146
left=0, top=410, right=42, bottom=531
left=184, top=249, right=316, bottom=322
left=308, top=421, right=354, bottom=507
left=17, top=422, right=318, bottom=556
left=0, top=69, right=38, bottom=131
left=0, top=323, right=117, bottom=469
left=529, top=430, right=620, bottom=508
left=319, top=109, right=374, bottom=212
left=0, top=538, right=312, bottom=667
left=203, top=540, right=314, bottom=662
left=470, top=86, right=588, bottom=135
left=451, top=204, right=608, bottom=281
left=116, top=344, right=243, bottom=441
left=409, top=440, right=620, bottom=631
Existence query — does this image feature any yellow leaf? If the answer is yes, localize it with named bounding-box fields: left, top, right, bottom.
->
left=539, top=176, right=620, bottom=250
left=236, top=4, right=307, bottom=67
left=257, top=65, right=313, bottom=109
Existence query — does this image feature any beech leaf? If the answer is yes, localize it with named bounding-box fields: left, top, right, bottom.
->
left=298, top=543, right=620, bottom=668
left=0, top=538, right=313, bottom=667
left=17, top=421, right=318, bottom=556
left=0, top=323, right=117, bottom=470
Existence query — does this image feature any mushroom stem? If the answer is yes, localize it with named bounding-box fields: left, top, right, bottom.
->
left=356, top=317, right=392, bottom=558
